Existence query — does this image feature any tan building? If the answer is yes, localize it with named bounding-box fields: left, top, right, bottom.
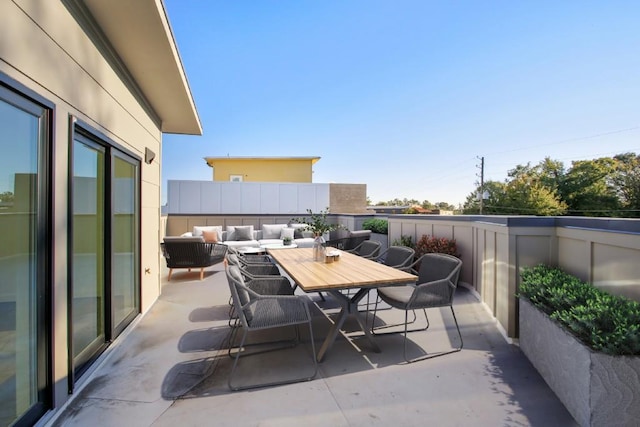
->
left=0, top=1, right=200, bottom=424
left=205, top=156, right=320, bottom=182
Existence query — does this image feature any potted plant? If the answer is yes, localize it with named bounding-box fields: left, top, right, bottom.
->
left=282, top=236, right=292, bottom=246
left=518, top=265, right=640, bottom=426
left=292, top=208, right=345, bottom=261
left=362, top=218, right=388, bottom=252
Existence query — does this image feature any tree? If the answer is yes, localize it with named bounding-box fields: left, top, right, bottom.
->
left=612, top=153, right=640, bottom=217
left=0, top=191, right=14, bottom=203
left=562, top=158, right=620, bottom=216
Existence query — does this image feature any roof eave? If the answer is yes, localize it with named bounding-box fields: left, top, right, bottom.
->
left=83, top=0, right=202, bottom=135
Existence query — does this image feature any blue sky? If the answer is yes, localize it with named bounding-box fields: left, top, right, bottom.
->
left=162, top=1, right=640, bottom=206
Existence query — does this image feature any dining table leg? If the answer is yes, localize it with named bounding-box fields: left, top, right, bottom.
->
left=316, top=288, right=381, bottom=362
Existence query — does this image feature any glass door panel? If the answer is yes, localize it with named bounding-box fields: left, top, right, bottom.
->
left=111, top=154, right=139, bottom=332
left=0, top=91, right=47, bottom=425
left=71, top=137, right=106, bottom=374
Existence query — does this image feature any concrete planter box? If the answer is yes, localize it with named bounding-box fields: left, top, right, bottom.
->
left=369, top=232, right=388, bottom=253
left=519, top=298, right=640, bottom=427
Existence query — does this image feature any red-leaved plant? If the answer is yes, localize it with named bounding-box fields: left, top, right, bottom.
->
left=414, top=235, right=459, bottom=258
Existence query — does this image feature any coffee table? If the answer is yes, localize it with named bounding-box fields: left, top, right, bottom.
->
left=260, top=243, right=298, bottom=250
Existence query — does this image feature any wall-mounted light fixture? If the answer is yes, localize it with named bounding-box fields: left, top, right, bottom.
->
left=145, top=147, right=156, bottom=164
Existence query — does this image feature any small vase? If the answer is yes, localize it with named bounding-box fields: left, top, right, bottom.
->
left=313, top=234, right=326, bottom=261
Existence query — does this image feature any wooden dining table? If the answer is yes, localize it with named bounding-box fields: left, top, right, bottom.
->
left=267, top=247, right=417, bottom=362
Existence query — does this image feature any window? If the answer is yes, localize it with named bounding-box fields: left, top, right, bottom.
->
left=230, top=174, right=243, bottom=182
left=0, top=81, right=51, bottom=426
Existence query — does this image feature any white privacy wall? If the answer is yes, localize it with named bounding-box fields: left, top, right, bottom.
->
left=167, top=180, right=331, bottom=214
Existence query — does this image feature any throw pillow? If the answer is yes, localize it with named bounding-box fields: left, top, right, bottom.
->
left=193, top=225, right=222, bottom=241
left=280, top=227, right=295, bottom=240
left=290, top=223, right=308, bottom=239
left=262, top=224, right=287, bottom=239
left=233, top=225, right=254, bottom=241
left=202, top=230, right=218, bottom=243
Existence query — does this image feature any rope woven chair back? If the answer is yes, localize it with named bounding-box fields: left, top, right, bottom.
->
left=225, top=265, right=253, bottom=324
left=382, top=246, right=415, bottom=269
left=355, top=240, right=381, bottom=258
left=415, top=253, right=462, bottom=300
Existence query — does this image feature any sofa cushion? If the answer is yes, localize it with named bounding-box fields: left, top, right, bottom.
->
left=262, top=224, right=287, bottom=239
left=293, top=238, right=315, bottom=248
left=280, top=227, right=295, bottom=240
left=258, top=239, right=283, bottom=246
left=202, top=230, right=219, bottom=243
left=193, top=226, right=222, bottom=241
left=222, top=240, right=260, bottom=249
left=227, top=225, right=254, bottom=241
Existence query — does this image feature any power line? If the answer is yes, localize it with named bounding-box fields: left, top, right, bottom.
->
left=484, top=126, right=640, bottom=156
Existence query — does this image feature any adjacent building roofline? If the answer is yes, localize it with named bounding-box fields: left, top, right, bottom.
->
left=204, top=156, right=321, bottom=168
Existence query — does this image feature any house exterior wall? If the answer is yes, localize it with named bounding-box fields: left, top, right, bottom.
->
left=1, top=0, right=167, bottom=419
left=207, top=158, right=316, bottom=182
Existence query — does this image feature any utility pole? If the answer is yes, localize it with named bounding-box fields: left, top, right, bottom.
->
left=477, top=156, right=485, bottom=214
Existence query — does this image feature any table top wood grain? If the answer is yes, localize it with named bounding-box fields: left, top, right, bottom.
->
left=267, top=247, right=417, bottom=292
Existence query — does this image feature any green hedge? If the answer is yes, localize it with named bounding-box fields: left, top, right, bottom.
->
left=519, top=265, right=640, bottom=356
left=362, top=218, right=388, bottom=234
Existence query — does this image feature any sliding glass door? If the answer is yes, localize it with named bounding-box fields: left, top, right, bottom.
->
left=70, top=127, right=139, bottom=381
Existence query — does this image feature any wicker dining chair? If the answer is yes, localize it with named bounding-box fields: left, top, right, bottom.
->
left=225, top=253, right=295, bottom=326
left=371, top=253, right=463, bottom=363
left=226, top=246, right=274, bottom=264
left=346, top=240, right=382, bottom=259
left=225, top=265, right=317, bottom=390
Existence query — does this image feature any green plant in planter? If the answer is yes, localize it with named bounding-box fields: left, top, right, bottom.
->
left=362, top=218, right=388, bottom=234
left=392, top=235, right=414, bottom=248
left=519, top=265, right=640, bottom=356
left=282, top=236, right=292, bottom=246
left=291, top=208, right=345, bottom=236
left=414, top=235, right=459, bottom=258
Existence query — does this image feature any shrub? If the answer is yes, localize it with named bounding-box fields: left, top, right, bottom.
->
left=519, top=265, right=640, bottom=356
left=362, top=218, right=388, bottom=234
left=414, top=235, right=459, bottom=258
left=392, top=235, right=413, bottom=248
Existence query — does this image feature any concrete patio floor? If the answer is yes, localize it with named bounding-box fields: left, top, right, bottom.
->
left=47, top=262, right=577, bottom=427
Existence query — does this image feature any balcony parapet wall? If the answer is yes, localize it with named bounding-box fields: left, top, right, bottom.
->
left=388, top=215, right=640, bottom=339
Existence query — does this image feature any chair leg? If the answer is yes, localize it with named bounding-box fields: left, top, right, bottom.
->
left=227, top=324, right=318, bottom=391
left=370, top=297, right=426, bottom=334
left=402, top=306, right=462, bottom=363
left=200, top=268, right=205, bottom=280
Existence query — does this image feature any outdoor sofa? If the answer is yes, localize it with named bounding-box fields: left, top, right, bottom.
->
left=178, top=224, right=316, bottom=248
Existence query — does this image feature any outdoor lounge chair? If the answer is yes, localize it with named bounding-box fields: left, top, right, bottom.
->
left=325, top=230, right=371, bottom=251
left=371, top=253, right=463, bottom=363
left=225, top=265, right=317, bottom=390
left=161, top=237, right=228, bottom=281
